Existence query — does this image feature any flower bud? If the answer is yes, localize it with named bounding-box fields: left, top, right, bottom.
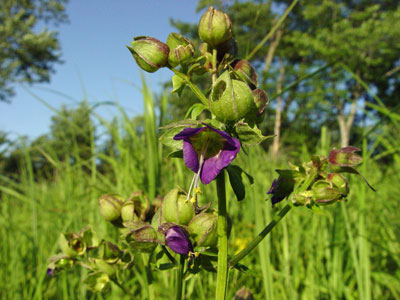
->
left=121, top=199, right=139, bottom=223
left=311, top=180, right=343, bottom=205
left=328, top=146, right=362, bottom=167
left=210, top=71, right=254, bottom=121
left=59, top=232, right=86, bottom=257
left=165, top=225, right=193, bottom=255
left=188, top=212, right=218, bottom=247
left=166, top=33, right=195, bottom=67
left=123, top=221, right=158, bottom=253
left=233, top=60, right=258, bottom=88
left=291, top=190, right=312, bottom=206
left=98, top=194, right=124, bottom=222
left=245, top=89, right=269, bottom=124
left=327, top=173, right=349, bottom=195
left=198, top=6, right=232, bottom=48
left=128, top=36, right=169, bottom=73
left=162, top=188, right=195, bottom=225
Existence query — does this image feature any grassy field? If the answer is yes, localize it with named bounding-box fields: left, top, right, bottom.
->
left=1, top=82, right=399, bottom=299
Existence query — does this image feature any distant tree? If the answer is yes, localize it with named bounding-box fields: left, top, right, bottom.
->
left=0, top=0, right=69, bottom=102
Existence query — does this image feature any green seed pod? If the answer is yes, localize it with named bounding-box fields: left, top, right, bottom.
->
left=327, top=173, right=349, bottom=195
left=59, top=232, right=86, bottom=257
left=167, top=33, right=195, bottom=67
left=99, top=241, right=121, bottom=264
left=210, top=71, right=254, bottom=121
left=311, top=180, right=343, bottom=205
left=233, top=60, right=258, bottom=88
left=124, top=221, right=158, bottom=253
left=245, top=89, right=269, bottom=124
left=128, top=36, right=169, bottom=73
left=98, top=194, right=124, bottom=222
left=162, top=188, right=195, bottom=225
left=198, top=6, right=232, bottom=48
left=188, top=212, right=218, bottom=247
left=92, top=259, right=116, bottom=276
left=84, top=272, right=110, bottom=293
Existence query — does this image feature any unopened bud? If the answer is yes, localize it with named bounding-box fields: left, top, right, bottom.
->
left=99, top=241, right=121, bottom=264
left=167, top=33, right=195, bottom=67
left=162, top=188, right=195, bottom=225
left=188, top=212, right=218, bottom=247
left=128, top=36, right=169, bottom=73
left=210, top=71, right=254, bottom=121
left=198, top=6, right=232, bottom=48
left=329, top=146, right=362, bottom=167
left=98, top=194, right=124, bottom=222
left=165, top=225, right=194, bottom=255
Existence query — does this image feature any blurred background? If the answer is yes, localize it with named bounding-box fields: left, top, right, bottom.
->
left=1, top=0, right=399, bottom=299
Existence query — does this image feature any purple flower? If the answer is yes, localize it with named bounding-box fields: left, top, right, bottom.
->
left=267, top=176, right=295, bottom=205
left=173, top=125, right=240, bottom=184
left=165, top=225, right=193, bottom=255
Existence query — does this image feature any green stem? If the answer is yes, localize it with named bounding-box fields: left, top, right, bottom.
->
left=212, top=49, right=218, bottom=84
left=215, top=172, right=228, bottom=300
left=170, top=68, right=209, bottom=107
left=230, top=203, right=292, bottom=267
left=176, top=256, right=185, bottom=300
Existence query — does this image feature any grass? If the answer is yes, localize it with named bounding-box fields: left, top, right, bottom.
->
left=0, top=78, right=399, bottom=299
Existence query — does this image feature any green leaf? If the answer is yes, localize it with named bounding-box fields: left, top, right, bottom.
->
left=185, top=103, right=206, bottom=120
left=234, top=122, right=273, bottom=145
left=227, top=165, right=253, bottom=201
left=233, top=263, right=258, bottom=277
left=159, top=120, right=199, bottom=150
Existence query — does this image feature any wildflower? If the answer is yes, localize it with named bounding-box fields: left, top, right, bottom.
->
left=174, top=124, right=240, bottom=185
left=165, top=225, right=194, bottom=255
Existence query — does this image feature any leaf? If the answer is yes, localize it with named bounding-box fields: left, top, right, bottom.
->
left=234, top=122, right=273, bottom=146
left=335, top=166, right=376, bottom=192
left=159, top=120, right=199, bottom=150
left=233, top=263, right=258, bottom=277
left=227, top=165, right=254, bottom=201
left=167, top=150, right=183, bottom=159
left=185, top=103, right=206, bottom=120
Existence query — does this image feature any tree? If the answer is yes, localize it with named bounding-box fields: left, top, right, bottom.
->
left=0, top=0, right=69, bottom=102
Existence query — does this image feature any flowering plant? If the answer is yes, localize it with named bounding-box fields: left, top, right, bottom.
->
left=47, top=6, right=374, bottom=300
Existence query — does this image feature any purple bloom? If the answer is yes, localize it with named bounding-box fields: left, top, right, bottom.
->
left=173, top=125, right=240, bottom=184
left=165, top=225, right=194, bottom=255
left=46, top=268, right=54, bottom=277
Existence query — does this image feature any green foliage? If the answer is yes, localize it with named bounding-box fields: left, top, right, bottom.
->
left=0, top=0, right=68, bottom=102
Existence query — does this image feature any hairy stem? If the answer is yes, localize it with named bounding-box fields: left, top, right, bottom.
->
left=215, top=172, right=228, bottom=300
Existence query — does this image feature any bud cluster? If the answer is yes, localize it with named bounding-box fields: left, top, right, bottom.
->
left=127, top=6, right=269, bottom=125
left=268, top=147, right=374, bottom=207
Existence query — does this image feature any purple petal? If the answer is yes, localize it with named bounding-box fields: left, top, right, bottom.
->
left=47, top=268, right=54, bottom=277
left=267, top=179, right=277, bottom=194
left=165, top=225, right=193, bottom=255
left=200, top=137, right=240, bottom=184
left=173, top=127, right=205, bottom=141
left=182, top=139, right=200, bottom=173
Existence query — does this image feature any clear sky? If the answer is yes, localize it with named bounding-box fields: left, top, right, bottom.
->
left=0, top=1, right=201, bottom=140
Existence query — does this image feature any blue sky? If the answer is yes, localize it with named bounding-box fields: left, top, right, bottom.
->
left=0, top=1, right=201, bottom=140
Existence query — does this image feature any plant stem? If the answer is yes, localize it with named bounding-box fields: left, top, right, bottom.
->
left=230, top=203, right=292, bottom=267
left=215, top=172, right=228, bottom=300
left=212, top=49, right=218, bottom=84
left=176, top=255, right=185, bottom=300
left=170, top=68, right=209, bottom=107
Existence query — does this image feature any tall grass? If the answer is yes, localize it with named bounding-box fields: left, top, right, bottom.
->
left=0, top=78, right=399, bottom=299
